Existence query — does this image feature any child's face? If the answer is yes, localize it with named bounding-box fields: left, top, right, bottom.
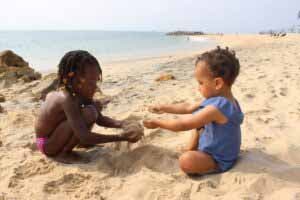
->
left=194, top=61, right=222, bottom=98
left=74, top=64, right=100, bottom=100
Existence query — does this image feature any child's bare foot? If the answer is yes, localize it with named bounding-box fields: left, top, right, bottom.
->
left=52, top=151, right=90, bottom=164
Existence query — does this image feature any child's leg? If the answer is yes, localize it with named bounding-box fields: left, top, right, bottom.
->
left=180, top=128, right=202, bottom=152
left=62, top=107, right=97, bottom=152
left=186, top=129, right=201, bottom=151
left=179, top=150, right=218, bottom=174
left=43, top=120, right=75, bottom=156
left=43, top=106, right=97, bottom=156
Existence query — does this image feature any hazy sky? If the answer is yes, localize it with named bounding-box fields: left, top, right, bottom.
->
left=0, top=0, right=299, bottom=33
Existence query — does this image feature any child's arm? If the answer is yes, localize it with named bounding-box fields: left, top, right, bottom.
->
left=61, top=94, right=137, bottom=145
left=143, top=105, right=227, bottom=132
left=92, top=99, right=125, bottom=128
left=96, top=114, right=124, bottom=128
left=149, top=102, right=200, bottom=114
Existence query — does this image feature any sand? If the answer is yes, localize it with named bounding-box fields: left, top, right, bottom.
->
left=0, top=34, right=300, bottom=199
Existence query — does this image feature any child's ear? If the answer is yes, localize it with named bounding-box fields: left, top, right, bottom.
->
left=214, top=77, right=224, bottom=90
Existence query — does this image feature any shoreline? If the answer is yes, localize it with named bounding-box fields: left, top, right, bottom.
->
left=39, top=39, right=215, bottom=75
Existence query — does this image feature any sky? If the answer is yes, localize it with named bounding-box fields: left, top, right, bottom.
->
left=0, top=0, right=299, bottom=33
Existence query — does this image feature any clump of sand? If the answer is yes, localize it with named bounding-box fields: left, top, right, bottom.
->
left=121, top=120, right=144, bottom=142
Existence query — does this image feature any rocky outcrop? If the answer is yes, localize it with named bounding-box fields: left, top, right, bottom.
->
left=0, top=50, right=42, bottom=89
left=166, top=31, right=204, bottom=36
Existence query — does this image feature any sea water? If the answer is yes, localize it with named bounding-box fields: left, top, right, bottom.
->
left=0, top=31, right=213, bottom=72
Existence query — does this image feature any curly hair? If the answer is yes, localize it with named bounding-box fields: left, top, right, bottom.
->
left=57, top=50, right=102, bottom=95
left=196, top=46, right=240, bottom=86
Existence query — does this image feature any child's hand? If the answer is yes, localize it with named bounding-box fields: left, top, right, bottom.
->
left=121, top=121, right=144, bottom=143
left=143, top=119, right=159, bottom=129
left=121, top=130, right=141, bottom=143
left=148, top=105, right=164, bottom=114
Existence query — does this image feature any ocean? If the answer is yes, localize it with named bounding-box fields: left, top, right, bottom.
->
left=0, top=31, right=213, bottom=72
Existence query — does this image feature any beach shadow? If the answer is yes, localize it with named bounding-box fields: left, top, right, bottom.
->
left=232, top=148, right=300, bottom=184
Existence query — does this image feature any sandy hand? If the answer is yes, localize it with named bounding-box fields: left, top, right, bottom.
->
left=148, top=105, right=164, bottom=114
left=121, top=120, right=144, bottom=143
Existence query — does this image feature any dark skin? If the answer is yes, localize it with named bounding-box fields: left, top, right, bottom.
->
left=34, top=64, right=140, bottom=163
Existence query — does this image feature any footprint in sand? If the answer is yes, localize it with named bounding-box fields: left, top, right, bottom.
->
left=254, top=136, right=273, bottom=144
left=193, top=180, right=219, bottom=192
left=255, top=117, right=274, bottom=124
left=257, top=74, right=266, bottom=79
left=8, top=158, right=55, bottom=188
left=245, top=109, right=271, bottom=116
left=244, top=93, right=255, bottom=99
left=43, top=173, right=91, bottom=194
left=270, top=88, right=276, bottom=94
left=234, top=175, right=247, bottom=185
left=248, top=176, right=269, bottom=194
left=279, top=88, right=288, bottom=96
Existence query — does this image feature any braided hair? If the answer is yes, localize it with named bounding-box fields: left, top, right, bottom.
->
left=196, top=46, right=240, bottom=86
left=57, top=50, right=102, bottom=95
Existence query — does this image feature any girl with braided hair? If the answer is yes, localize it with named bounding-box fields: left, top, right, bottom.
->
left=144, top=46, right=244, bottom=174
left=35, top=50, right=141, bottom=163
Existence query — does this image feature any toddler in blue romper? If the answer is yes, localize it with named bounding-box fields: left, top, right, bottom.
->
left=194, top=96, right=244, bottom=172
left=143, top=46, right=243, bottom=174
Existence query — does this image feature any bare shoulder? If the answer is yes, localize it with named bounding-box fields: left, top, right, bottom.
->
left=47, top=90, right=70, bottom=102
left=44, top=90, right=73, bottom=109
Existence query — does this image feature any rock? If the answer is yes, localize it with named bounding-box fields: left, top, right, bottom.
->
left=155, top=73, right=176, bottom=82
left=166, top=31, right=205, bottom=36
left=0, top=94, right=5, bottom=102
left=0, top=50, right=42, bottom=89
left=0, top=50, right=28, bottom=68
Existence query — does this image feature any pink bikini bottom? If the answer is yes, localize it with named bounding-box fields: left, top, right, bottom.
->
left=36, top=137, right=47, bottom=154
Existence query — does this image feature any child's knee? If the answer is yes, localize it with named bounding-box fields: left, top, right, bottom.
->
left=81, top=105, right=98, bottom=125
left=179, top=153, right=194, bottom=173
